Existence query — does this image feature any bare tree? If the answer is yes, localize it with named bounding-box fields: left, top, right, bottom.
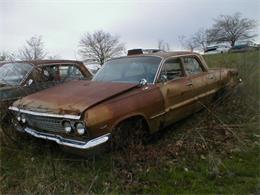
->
left=192, top=28, right=209, bottom=51
left=207, top=12, right=257, bottom=47
left=79, top=30, right=125, bottom=65
left=158, top=40, right=170, bottom=51
left=18, top=35, right=47, bottom=60
left=178, top=36, right=197, bottom=52
left=0, top=51, right=16, bottom=62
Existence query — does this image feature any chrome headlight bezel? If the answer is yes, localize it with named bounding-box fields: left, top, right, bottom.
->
left=63, top=121, right=72, bottom=134
left=21, top=114, right=26, bottom=124
left=17, top=115, right=21, bottom=122
left=75, top=122, right=86, bottom=135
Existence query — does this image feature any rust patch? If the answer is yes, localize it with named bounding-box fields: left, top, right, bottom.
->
left=14, top=80, right=138, bottom=115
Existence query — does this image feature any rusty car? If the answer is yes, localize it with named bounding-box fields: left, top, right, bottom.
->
left=0, top=60, right=92, bottom=120
left=9, top=51, right=240, bottom=151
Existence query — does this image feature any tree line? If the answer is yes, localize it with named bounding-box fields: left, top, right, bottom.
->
left=179, top=12, right=257, bottom=51
left=0, top=12, right=257, bottom=64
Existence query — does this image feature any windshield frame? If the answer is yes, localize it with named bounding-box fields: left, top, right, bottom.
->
left=0, top=62, right=34, bottom=86
left=93, top=55, right=163, bottom=84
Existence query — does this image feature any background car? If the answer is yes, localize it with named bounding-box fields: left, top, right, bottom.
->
left=229, top=41, right=259, bottom=53
left=0, top=60, right=92, bottom=119
left=204, top=45, right=231, bottom=54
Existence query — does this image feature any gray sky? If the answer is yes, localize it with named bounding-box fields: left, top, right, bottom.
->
left=1, top=0, right=259, bottom=59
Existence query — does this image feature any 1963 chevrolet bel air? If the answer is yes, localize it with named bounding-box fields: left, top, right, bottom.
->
left=9, top=51, right=240, bottom=150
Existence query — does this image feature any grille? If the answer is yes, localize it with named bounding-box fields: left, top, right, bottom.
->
left=25, top=114, right=64, bottom=132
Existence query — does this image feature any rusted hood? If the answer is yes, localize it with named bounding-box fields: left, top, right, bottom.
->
left=13, top=80, right=137, bottom=115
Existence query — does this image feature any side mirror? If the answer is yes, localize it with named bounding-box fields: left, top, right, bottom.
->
left=138, top=78, right=148, bottom=87
left=160, top=74, right=168, bottom=83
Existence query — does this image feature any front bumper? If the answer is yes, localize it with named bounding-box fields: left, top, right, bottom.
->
left=9, top=106, right=111, bottom=150
left=24, top=127, right=111, bottom=149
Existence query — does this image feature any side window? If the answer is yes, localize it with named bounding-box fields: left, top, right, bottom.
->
left=162, top=58, right=184, bottom=81
left=30, top=68, right=46, bottom=83
left=183, top=57, right=203, bottom=75
left=59, top=65, right=84, bottom=80
left=42, top=65, right=59, bottom=81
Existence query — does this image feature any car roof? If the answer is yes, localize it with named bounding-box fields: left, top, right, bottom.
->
left=113, top=51, right=198, bottom=60
left=5, top=60, right=84, bottom=66
left=0, top=60, right=84, bottom=66
left=1, top=59, right=93, bottom=79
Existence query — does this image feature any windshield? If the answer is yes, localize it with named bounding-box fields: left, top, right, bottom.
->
left=0, top=63, right=33, bottom=85
left=93, top=56, right=161, bottom=83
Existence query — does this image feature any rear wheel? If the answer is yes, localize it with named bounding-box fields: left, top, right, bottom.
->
left=111, top=118, right=148, bottom=150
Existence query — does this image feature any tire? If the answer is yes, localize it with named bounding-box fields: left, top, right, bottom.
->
left=111, top=118, right=148, bottom=150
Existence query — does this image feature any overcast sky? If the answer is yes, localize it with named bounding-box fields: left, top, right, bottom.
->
left=1, top=0, right=259, bottom=59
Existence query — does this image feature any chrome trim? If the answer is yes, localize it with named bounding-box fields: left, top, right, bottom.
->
left=9, top=106, right=19, bottom=111
left=8, top=106, right=81, bottom=120
left=19, top=63, right=34, bottom=86
left=150, top=111, right=166, bottom=119
left=153, top=57, right=165, bottom=84
left=149, top=88, right=217, bottom=119
left=24, top=127, right=110, bottom=149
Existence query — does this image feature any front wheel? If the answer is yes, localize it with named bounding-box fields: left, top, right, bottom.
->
left=111, top=118, right=149, bottom=151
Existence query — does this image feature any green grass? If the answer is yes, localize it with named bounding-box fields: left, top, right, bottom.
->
left=1, top=51, right=260, bottom=194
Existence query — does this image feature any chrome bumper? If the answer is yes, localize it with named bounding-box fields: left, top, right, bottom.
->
left=24, top=127, right=110, bottom=149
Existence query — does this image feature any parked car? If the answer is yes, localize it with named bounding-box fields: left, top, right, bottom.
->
left=9, top=51, right=240, bottom=151
left=229, top=41, right=258, bottom=53
left=0, top=60, right=92, bottom=118
left=204, top=45, right=230, bottom=54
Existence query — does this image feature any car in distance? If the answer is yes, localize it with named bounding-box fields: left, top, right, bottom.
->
left=204, top=45, right=230, bottom=55
left=9, top=51, right=240, bottom=151
left=229, top=41, right=259, bottom=53
left=0, top=60, right=92, bottom=119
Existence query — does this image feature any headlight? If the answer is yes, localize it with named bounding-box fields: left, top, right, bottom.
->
left=63, top=121, right=72, bottom=133
left=21, top=114, right=26, bottom=123
left=76, top=122, right=85, bottom=135
left=17, top=115, right=21, bottom=122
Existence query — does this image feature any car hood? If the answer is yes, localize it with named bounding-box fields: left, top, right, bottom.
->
left=13, top=80, right=138, bottom=116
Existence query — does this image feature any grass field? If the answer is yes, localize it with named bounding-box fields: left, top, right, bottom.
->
left=0, top=51, right=259, bottom=194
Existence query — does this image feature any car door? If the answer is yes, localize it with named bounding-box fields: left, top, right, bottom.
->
left=158, top=57, right=195, bottom=126
left=182, top=56, right=213, bottom=110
